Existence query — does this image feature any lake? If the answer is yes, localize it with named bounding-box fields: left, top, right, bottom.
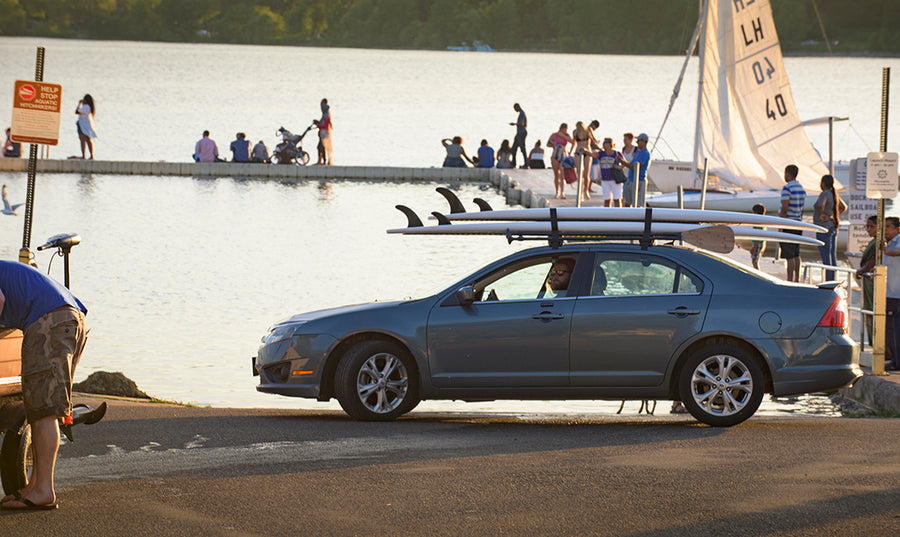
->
left=0, top=37, right=893, bottom=415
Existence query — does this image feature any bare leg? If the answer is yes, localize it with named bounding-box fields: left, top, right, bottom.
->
left=78, top=133, right=87, bottom=158
left=1, top=416, right=59, bottom=508
left=787, top=257, right=801, bottom=282
left=86, top=138, right=94, bottom=160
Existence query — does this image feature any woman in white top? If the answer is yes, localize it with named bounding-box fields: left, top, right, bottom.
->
left=75, top=94, right=98, bottom=159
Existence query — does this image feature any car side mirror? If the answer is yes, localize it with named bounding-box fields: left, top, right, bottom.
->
left=456, top=286, right=475, bottom=306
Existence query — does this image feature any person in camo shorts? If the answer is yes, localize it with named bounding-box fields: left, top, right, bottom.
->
left=0, top=260, right=87, bottom=511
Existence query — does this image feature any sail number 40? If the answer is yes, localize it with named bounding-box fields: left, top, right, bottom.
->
left=766, top=94, right=788, bottom=120
left=751, top=57, right=788, bottom=121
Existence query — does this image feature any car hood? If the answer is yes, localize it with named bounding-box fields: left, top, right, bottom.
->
left=275, top=298, right=420, bottom=326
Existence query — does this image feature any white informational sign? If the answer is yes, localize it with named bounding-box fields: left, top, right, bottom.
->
left=847, top=158, right=879, bottom=255
left=865, top=151, right=899, bottom=199
left=10, top=79, right=62, bottom=146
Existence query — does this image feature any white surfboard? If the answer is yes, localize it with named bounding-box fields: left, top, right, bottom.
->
left=432, top=207, right=824, bottom=233
left=388, top=221, right=822, bottom=247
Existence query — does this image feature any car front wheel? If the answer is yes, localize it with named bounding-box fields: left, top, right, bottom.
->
left=335, top=340, right=419, bottom=421
left=678, top=343, right=764, bottom=427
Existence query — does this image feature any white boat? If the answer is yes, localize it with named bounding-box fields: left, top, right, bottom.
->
left=646, top=0, right=840, bottom=211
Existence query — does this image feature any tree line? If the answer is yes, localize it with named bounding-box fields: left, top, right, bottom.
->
left=1, top=0, right=897, bottom=55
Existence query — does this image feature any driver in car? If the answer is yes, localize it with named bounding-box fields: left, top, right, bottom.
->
left=546, top=257, right=575, bottom=294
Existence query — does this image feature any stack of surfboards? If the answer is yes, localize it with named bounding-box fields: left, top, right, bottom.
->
left=387, top=188, right=825, bottom=254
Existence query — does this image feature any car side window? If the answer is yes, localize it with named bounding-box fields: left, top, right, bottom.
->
left=590, top=254, right=702, bottom=297
left=476, top=255, right=577, bottom=302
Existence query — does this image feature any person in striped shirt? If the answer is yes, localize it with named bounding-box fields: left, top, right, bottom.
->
left=779, top=164, right=806, bottom=282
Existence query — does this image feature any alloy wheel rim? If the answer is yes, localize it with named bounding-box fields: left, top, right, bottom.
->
left=356, top=352, right=408, bottom=414
left=690, top=354, right=753, bottom=417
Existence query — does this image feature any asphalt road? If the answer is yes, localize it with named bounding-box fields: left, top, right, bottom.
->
left=1, top=396, right=898, bottom=537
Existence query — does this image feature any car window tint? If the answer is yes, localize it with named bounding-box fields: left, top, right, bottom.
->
left=591, top=254, right=702, bottom=296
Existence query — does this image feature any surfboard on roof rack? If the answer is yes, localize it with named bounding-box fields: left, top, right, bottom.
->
left=432, top=186, right=825, bottom=233
left=388, top=204, right=823, bottom=254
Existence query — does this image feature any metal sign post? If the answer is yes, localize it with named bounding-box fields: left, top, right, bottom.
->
left=872, top=67, right=892, bottom=374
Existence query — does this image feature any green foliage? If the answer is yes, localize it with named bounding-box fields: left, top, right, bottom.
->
left=0, top=0, right=897, bottom=54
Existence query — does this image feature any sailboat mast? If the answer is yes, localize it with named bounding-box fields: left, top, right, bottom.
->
left=691, top=0, right=710, bottom=189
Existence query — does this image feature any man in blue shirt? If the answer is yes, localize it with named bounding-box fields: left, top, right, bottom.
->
left=0, top=261, right=88, bottom=510
left=229, top=132, right=251, bottom=163
left=779, top=164, right=807, bottom=282
left=476, top=139, right=495, bottom=168
left=510, top=103, right=527, bottom=168
left=621, top=133, right=651, bottom=207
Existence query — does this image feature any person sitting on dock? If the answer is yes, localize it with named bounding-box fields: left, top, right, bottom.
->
left=476, top=139, right=494, bottom=168
left=442, top=136, right=473, bottom=167
left=229, top=132, right=251, bottom=163
left=194, top=130, right=219, bottom=163
left=3, top=127, right=21, bottom=158
left=251, top=140, right=270, bottom=163
left=528, top=140, right=544, bottom=169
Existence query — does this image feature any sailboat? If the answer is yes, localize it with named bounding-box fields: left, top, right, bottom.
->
left=646, top=0, right=841, bottom=212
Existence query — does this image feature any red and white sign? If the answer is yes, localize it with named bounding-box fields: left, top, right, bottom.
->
left=10, top=79, right=62, bottom=146
left=18, top=84, right=36, bottom=101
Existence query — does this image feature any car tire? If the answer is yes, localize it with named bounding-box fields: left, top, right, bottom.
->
left=335, top=340, right=420, bottom=421
left=678, top=343, right=764, bottom=427
left=0, top=418, right=31, bottom=495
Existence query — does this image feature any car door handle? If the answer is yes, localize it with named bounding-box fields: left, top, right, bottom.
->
left=532, top=312, right=565, bottom=320
left=667, top=307, right=701, bottom=316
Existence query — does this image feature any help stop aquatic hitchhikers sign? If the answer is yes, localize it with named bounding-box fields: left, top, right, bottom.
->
left=10, top=79, right=62, bottom=145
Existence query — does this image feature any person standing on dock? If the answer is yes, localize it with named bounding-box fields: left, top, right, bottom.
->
left=619, top=133, right=651, bottom=207
left=314, top=98, right=333, bottom=165
left=75, top=94, right=97, bottom=160
left=884, top=216, right=900, bottom=371
left=778, top=164, right=806, bottom=282
left=510, top=103, right=527, bottom=168
left=194, top=130, right=219, bottom=163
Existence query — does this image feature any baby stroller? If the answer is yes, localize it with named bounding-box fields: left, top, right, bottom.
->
left=273, top=125, right=314, bottom=165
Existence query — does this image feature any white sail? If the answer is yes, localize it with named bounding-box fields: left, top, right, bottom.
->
left=696, top=0, right=830, bottom=192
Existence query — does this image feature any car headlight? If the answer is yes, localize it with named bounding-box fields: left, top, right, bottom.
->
left=262, top=323, right=304, bottom=345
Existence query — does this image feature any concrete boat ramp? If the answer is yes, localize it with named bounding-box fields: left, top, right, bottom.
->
left=1, top=157, right=898, bottom=415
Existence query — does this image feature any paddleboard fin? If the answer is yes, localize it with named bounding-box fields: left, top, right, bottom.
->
left=473, top=198, right=493, bottom=212
left=395, top=205, right=423, bottom=227
left=432, top=212, right=451, bottom=225
left=436, top=187, right=466, bottom=213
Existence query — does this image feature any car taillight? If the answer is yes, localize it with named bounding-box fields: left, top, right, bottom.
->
left=818, top=295, right=848, bottom=332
